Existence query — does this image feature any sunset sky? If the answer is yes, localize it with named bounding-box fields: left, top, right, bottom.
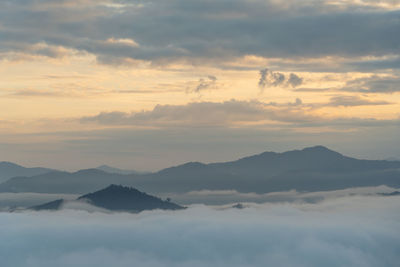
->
left=1, top=0, right=400, bottom=170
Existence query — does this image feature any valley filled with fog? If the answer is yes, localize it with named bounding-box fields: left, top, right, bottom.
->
left=1, top=194, right=399, bottom=267
left=2, top=0, right=400, bottom=266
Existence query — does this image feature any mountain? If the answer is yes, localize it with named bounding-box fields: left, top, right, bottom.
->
left=95, top=165, right=147, bottom=175
left=29, top=185, right=184, bottom=212
left=126, top=146, right=400, bottom=193
left=0, top=161, right=54, bottom=183
left=1, top=146, right=400, bottom=194
left=78, top=184, right=184, bottom=212
left=30, top=199, right=64, bottom=211
left=0, top=169, right=134, bottom=194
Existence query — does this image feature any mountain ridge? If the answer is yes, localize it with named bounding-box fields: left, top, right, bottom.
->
left=1, top=146, right=399, bottom=194
left=0, top=161, right=55, bottom=183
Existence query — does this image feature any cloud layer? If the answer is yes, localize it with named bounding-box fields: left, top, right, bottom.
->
left=80, top=99, right=399, bottom=128
left=1, top=195, right=400, bottom=266
left=80, top=100, right=314, bottom=126
left=161, top=185, right=399, bottom=205
left=1, top=0, right=400, bottom=65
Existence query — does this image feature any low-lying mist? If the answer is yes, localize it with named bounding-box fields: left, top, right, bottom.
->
left=0, top=185, right=397, bottom=210
left=1, top=195, right=399, bottom=267
left=0, top=192, right=78, bottom=211
left=160, top=185, right=398, bottom=205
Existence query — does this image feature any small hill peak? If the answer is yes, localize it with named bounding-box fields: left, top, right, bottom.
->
left=78, top=184, right=185, bottom=212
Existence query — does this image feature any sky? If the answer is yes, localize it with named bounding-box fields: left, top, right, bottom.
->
left=1, top=195, right=400, bottom=266
left=1, top=0, right=400, bottom=171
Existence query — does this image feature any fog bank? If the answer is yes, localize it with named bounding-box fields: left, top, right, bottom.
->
left=1, top=195, right=399, bottom=267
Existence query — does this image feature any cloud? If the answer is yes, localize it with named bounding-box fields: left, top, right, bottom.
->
left=10, top=90, right=69, bottom=98
left=347, top=55, right=400, bottom=72
left=187, top=75, right=218, bottom=93
left=258, top=69, right=286, bottom=88
left=79, top=98, right=399, bottom=129
left=105, top=38, right=139, bottom=47
left=287, top=73, right=303, bottom=87
left=343, top=75, right=400, bottom=93
left=258, top=69, right=303, bottom=89
left=1, top=195, right=400, bottom=266
left=1, top=0, right=400, bottom=66
left=0, top=42, right=82, bottom=62
left=80, top=99, right=316, bottom=127
left=327, top=95, right=391, bottom=107
left=0, top=193, right=77, bottom=211
left=2, top=186, right=396, bottom=209
left=161, top=185, right=399, bottom=205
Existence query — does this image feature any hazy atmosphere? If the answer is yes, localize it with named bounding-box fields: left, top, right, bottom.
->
left=1, top=0, right=400, bottom=171
left=1, top=1, right=400, bottom=267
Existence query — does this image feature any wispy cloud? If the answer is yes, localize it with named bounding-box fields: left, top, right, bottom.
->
left=80, top=99, right=317, bottom=127
left=187, top=75, right=218, bottom=93
left=79, top=99, right=399, bottom=128
left=343, top=75, right=400, bottom=93
left=327, top=95, right=391, bottom=107
left=163, top=185, right=399, bottom=205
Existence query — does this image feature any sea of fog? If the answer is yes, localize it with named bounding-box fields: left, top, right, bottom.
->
left=1, top=194, right=399, bottom=267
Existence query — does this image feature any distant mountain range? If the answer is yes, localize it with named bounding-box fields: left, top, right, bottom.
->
left=1, top=146, right=400, bottom=194
left=95, top=165, right=147, bottom=175
left=0, top=169, right=129, bottom=194
left=30, top=184, right=184, bottom=212
left=0, top=162, right=54, bottom=183
left=0, top=162, right=144, bottom=183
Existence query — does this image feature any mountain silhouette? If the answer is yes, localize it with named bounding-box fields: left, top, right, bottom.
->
left=1, top=146, right=400, bottom=194
left=78, top=184, right=184, bottom=212
left=0, top=169, right=131, bottom=193
left=0, top=161, right=54, bottom=183
left=29, top=185, right=184, bottom=212
left=30, top=199, right=64, bottom=211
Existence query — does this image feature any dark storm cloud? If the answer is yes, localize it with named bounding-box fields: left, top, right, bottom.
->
left=1, top=0, right=400, bottom=66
